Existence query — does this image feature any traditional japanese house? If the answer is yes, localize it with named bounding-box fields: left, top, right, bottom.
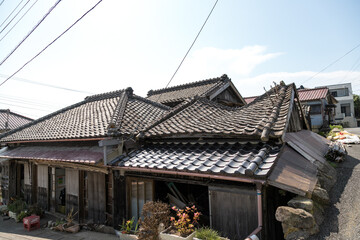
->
left=147, top=74, right=246, bottom=107
left=0, top=88, right=169, bottom=225
left=0, top=109, right=33, bottom=134
left=110, top=82, right=329, bottom=240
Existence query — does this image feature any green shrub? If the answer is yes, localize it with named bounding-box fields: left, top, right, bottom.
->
left=28, top=204, right=44, bottom=217
left=330, top=125, right=343, bottom=131
left=195, top=227, right=221, bottom=240
left=16, top=211, right=30, bottom=222
left=8, top=199, right=27, bottom=214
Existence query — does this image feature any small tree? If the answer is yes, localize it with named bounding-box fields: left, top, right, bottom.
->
left=353, top=94, right=360, bottom=118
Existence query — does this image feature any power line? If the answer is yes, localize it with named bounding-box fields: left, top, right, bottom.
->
left=0, top=95, right=62, bottom=109
left=0, top=101, right=53, bottom=112
left=0, top=0, right=39, bottom=43
left=0, top=73, right=94, bottom=94
left=0, top=0, right=5, bottom=7
left=0, top=0, right=30, bottom=35
left=0, top=0, right=103, bottom=87
left=0, top=0, right=24, bottom=29
left=0, top=0, right=61, bottom=66
left=125, top=0, right=220, bottom=141
left=164, top=0, right=219, bottom=89
left=301, top=43, right=360, bottom=84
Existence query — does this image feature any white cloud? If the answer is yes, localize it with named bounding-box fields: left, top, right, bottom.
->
left=235, top=71, right=360, bottom=97
left=170, top=46, right=283, bottom=86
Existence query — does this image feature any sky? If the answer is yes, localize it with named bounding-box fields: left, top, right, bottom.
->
left=0, top=0, right=359, bottom=119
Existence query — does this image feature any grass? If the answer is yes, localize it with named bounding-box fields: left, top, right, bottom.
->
left=195, top=227, right=221, bottom=240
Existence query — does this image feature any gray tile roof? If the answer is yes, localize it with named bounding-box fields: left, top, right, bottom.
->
left=143, top=82, right=294, bottom=141
left=0, top=88, right=169, bottom=142
left=113, top=141, right=281, bottom=177
left=147, top=75, right=231, bottom=106
left=0, top=109, right=33, bottom=131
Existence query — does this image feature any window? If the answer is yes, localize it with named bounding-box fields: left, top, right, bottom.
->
left=129, top=179, right=153, bottom=221
left=331, top=91, right=337, bottom=97
left=341, top=103, right=351, bottom=117
left=310, top=104, right=321, bottom=114
left=331, top=88, right=349, bottom=97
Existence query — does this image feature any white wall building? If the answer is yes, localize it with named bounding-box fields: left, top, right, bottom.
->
left=324, top=83, right=357, bottom=127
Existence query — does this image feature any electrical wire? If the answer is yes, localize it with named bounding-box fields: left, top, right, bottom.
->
left=0, top=0, right=39, bottom=43
left=164, top=0, right=219, bottom=90
left=339, top=53, right=360, bottom=84
left=124, top=0, right=220, bottom=142
left=0, top=0, right=61, bottom=66
left=0, top=0, right=5, bottom=7
left=0, top=0, right=103, bottom=87
left=0, top=0, right=24, bottom=29
left=0, top=0, right=30, bottom=35
left=0, top=73, right=94, bottom=94
left=301, top=43, right=360, bottom=84
left=0, top=95, right=62, bottom=109
left=0, top=101, right=54, bottom=112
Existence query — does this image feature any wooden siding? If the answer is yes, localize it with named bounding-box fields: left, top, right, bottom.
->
left=209, top=186, right=258, bottom=240
left=87, top=172, right=106, bottom=224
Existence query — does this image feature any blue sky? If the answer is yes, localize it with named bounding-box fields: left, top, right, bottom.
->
left=0, top=0, right=359, bottom=119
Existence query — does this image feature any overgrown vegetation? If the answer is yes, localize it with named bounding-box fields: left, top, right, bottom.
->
left=195, top=227, right=221, bottom=240
left=8, top=198, right=27, bottom=214
left=138, top=201, right=170, bottom=240
left=119, top=217, right=139, bottom=234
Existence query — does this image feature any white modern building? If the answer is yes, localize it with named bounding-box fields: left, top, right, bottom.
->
left=323, top=83, right=357, bottom=127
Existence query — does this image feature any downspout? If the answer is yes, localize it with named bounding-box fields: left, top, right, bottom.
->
left=245, top=184, right=262, bottom=240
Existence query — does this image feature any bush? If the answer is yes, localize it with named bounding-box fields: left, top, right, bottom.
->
left=195, top=227, right=221, bottom=240
left=8, top=199, right=27, bottom=214
left=28, top=204, right=44, bottom=217
left=330, top=125, right=343, bottom=131
left=16, top=211, right=30, bottom=222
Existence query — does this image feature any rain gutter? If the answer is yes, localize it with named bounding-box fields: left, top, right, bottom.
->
left=113, top=166, right=266, bottom=184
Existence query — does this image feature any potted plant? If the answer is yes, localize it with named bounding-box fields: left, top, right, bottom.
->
left=194, top=227, right=229, bottom=240
left=7, top=198, right=26, bottom=221
left=160, top=205, right=200, bottom=240
left=116, top=217, right=139, bottom=240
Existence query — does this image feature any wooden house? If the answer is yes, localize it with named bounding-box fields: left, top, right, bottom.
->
left=0, top=88, right=169, bottom=225
left=110, top=82, right=329, bottom=240
left=147, top=74, right=246, bottom=107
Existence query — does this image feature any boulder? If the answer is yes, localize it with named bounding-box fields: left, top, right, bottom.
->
left=275, top=206, right=315, bottom=229
left=288, top=196, right=314, bottom=212
left=312, top=186, right=330, bottom=205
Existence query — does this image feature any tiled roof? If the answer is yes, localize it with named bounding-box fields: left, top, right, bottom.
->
left=297, top=87, right=329, bottom=101
left=0, top=109, right=33, bottom=131
left=143, top=82, right=294, bottom=141
left=113, top=141, right=281, bottom=177
left=244, top=96, right=257, bottom=104
left=0, top=88, right=169, bottom=142
left=147, top=75, right=231, bottom=105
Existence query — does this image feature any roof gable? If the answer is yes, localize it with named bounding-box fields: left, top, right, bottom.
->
left=147, top=74, right=245, bottom=106
left=0, top=109, right=33, bottom=131
left=143, top=82, right=296, bottom=141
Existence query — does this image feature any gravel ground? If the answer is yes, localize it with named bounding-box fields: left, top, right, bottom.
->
left=309, top=144, right=360, bottom=240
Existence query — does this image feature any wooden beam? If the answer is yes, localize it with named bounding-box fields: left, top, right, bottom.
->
left=31, top=160, right=108, bottom=174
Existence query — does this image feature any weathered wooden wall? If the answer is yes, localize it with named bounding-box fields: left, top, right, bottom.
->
left=37, top=165, right=48, bottom=210
left=65, top=169, right=79, bottom=220
left=0, top=162, right=9, bottom=204
left=112, top=171, right=126, bottom=227
left=209, top=186, right=258, bottom=240
left=106, top=171, right=113, bottom=225
left=87, top=172, right=106, bottom=224
left=8, top=161, right=16, bottom=199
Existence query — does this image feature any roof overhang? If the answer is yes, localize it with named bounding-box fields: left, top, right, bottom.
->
left=0, top=145, right=105, bottom=164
